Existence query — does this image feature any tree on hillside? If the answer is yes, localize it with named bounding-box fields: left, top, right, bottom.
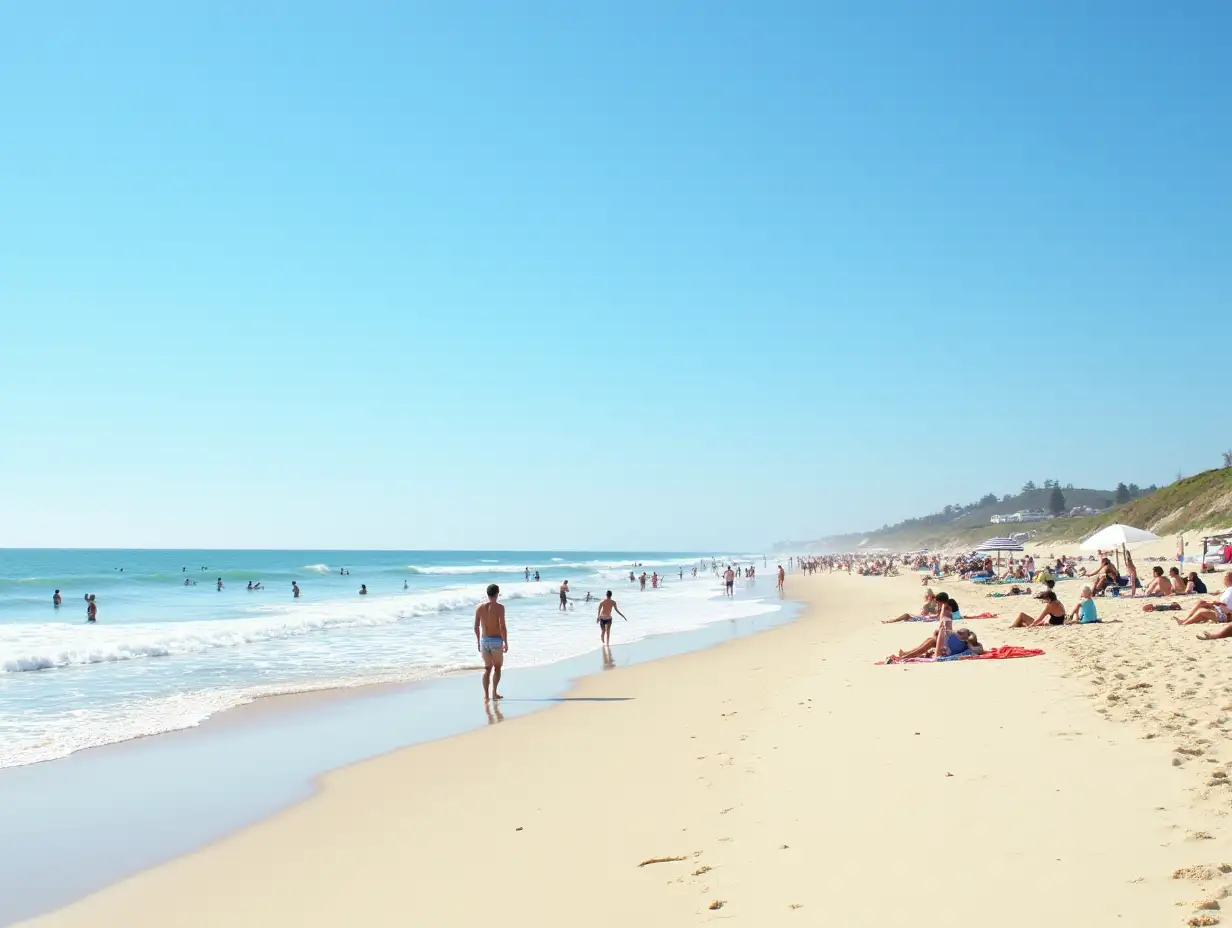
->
left=1115, top=483, right=1131, bottom=504
left=1042, top=479, right=1054, bottom=489
left=1223, top=450, right=1232, bottom=468
left=1127, top=483, right=1141, bottom=497
left=979, top=493, right=998, bottom=507
left=1065, top=483, right=1074, bottom=490
left=1023, top=481, right=1037, bottom=493
left=1049, top=486, right=1066, bottom=515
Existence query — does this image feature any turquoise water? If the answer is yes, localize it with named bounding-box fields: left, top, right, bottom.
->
left=0, top=549, right=779, bottom=767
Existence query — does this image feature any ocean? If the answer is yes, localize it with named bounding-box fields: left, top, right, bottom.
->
left=0, top=549, right=781, bottom=769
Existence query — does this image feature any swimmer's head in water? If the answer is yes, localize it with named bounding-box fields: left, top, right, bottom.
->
left=486, top=583, right=499, bottom=599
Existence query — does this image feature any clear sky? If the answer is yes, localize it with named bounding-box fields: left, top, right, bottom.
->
left=1, top=2, right=1229, bottom=551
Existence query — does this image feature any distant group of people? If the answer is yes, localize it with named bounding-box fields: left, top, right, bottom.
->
left=53, top=590, right=98, bottom=623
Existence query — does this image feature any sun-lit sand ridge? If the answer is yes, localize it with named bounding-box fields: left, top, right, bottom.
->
left=22, top=550, right=1232, bottom=927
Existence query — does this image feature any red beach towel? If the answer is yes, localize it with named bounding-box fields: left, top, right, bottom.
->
left=879, top=646, right=1044, bottom=665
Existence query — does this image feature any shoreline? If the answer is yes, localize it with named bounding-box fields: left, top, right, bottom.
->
left=1, top=590, right=797, bottom=926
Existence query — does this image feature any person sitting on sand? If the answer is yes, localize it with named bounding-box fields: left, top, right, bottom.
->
left=1090, top=558, right=1122, bottom=596
left=891, top=627, right=984, bottom=662
left=1068, top=586, right=1100, bottom=624
left=1187, top=572, right=1208, bottom=595
left=1143, top=566, right=1173, bottom=596
left=1176, top=572, right=1232, bottom=629
left=883, top=589, right=940, bottom=623
left=1010, top=590, right=1067, bottom=627
left=1167, top=567, right=1186, bottom=593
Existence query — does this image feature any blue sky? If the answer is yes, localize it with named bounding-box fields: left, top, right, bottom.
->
left=1, top=2, right=1228, bottom=550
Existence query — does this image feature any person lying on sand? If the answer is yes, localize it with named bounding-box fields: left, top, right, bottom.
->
left=883, top=589, right=940, bottom=623
left=1143, top=566, right=1173, bottom=596
left=1010, top=590, right=1067, bottom=627
left=1067, top=586, right=1100, bottom=624
left=891, top=627, right=983, bottom=661
left=986, top=585, right=1032, bottom=598
left=1177, top=572, right=1232, bottom=628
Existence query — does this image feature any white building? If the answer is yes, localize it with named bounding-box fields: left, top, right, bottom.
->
left=990, top=509, right=1048, bottom=524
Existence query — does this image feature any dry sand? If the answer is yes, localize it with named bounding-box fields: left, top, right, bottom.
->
left=22, top=562, right=1232, bottom=927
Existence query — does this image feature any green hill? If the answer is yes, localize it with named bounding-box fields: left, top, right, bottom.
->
left=1029, top=468, right=1232, bottom=544
left=784, top=471, right=1232, bottom=552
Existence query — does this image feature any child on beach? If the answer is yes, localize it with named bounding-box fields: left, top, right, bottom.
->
left=1067, top=586, right=1100, bottom=623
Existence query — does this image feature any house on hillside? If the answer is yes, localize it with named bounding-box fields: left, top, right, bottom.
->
left=990, top=509, right=1048, bottom=524
left=1067, top=505, right=1101, bottom=517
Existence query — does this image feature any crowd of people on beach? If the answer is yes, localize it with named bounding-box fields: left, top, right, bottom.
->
left=874, top=542, right=1232, bottom=661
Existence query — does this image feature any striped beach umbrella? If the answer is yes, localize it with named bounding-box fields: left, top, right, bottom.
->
left=976, top=536, right=1025, bottom=567
left=977, top=537, right=1025, bottom=552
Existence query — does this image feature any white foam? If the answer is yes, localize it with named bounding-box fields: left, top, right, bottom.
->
left=0, top=570, right=783, bottom=770
left=302, top=564, right=331, bottom=573
left=0, top=582, right=558, bottom=674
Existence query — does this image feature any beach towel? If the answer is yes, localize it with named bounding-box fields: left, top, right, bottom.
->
left=879, top=646, right=1044, bottom=665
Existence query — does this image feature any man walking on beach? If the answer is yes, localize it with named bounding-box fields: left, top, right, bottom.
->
left=596, top=590, right=626, bottom=645
left=559, top=580, right=570, bottom=611
left=474, top=583, right=508, bottom=701
left=724, top=565, right=735, bottom=597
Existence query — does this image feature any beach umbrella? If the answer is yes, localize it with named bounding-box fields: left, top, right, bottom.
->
left=977, top=537, right=1025, bottom=552
left=976, top=537, right=1024, bottom=567
left=1081, top=523, right=1159, bottom=572
left=1080, top=524, right=1159, bottom=551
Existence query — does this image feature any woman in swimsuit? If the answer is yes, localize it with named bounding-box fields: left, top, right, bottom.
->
left=883, top=589, right=939, bottom=623
left=1010, top=590, right=1066, bottom=627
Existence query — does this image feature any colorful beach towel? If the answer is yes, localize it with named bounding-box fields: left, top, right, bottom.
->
left=907, top=612, right=999, bottom=622
left=879, top=646, right=1044, bottom=666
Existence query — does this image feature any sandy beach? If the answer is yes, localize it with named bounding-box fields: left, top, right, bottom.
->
left=22, top=562, right=1232, bottom=927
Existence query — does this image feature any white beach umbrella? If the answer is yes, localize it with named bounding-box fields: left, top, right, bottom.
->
left=1081, top=523, right=1159, bottom=573
left=1080, top=524, right=1159, bottom=551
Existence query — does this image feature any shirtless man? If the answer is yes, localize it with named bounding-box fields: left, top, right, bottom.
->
left=474, top=583, right=508, bottom=701
left=723, top=566, right=735, bottom=597
left=1144, top=566, right=1173, bottom=596
left=559, top=580, right=569, bottom=611
left=596, top=590, right=626, bottom=644
left=776, top=564, right=785, bottom=593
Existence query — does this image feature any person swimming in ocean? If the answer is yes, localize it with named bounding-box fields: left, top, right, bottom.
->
left=359, top=584, right=368, bottom=595
left=86, top=595, right=97, bottom=624
left=292, top=581, right=300, bottom=598
left=559, top=580, right=570, bottom=611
